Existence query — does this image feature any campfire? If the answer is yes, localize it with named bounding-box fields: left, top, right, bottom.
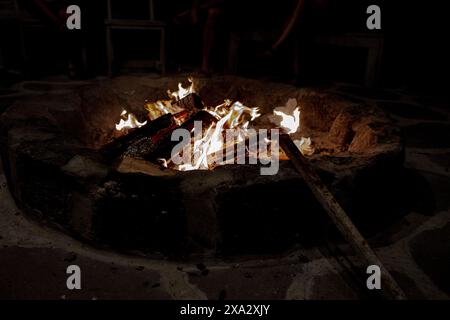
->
left=0, top=75, right=404, bottom=258
left=112, top=78, right=314, bottom=173
left=108, top=79, right=408, bottom=298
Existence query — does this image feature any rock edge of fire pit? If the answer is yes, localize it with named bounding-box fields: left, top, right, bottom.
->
left=0, top=76, right=404, bottom=257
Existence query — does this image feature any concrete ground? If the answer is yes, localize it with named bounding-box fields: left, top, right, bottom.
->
left=0, top=75, right=449, bottom=300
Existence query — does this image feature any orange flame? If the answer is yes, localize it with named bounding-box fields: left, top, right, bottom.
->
left=274, top=107, right=300, bottom=134
left=175, top=101, right=260, bottom=171
left=167, top=77, right=195, bottom=101
left=115, top=110, right=147, bottom=131
left=115, top=78, right=313, bottom=171
left=270, top=98, right=314, bottom=155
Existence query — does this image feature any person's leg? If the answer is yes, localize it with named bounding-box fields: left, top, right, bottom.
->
left=201, top=7, right=223, bottom=74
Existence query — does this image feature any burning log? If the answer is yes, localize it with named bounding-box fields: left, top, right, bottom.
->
left=116, top=156, right=176, bottom=177
left=147, top=110, right=218, bottom=161
left=279, top=133, right=407, bottom=300
left=145, top=93, right=204, bottom=121
left=101, top=111, right=189, bottom=160
left=177, top=110, right=217, bottom=132
left=175, top=93, right=204, bottom=112
left=104, top=88, right=209, bottom=163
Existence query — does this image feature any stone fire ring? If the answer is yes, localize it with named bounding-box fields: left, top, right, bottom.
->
left=0, top=76, right=403, bottom=257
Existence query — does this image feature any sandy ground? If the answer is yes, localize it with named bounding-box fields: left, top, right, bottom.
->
left=0, top=76, right=449, bottom=300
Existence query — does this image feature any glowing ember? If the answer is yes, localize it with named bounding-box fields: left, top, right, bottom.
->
left=115, top=110, right=147, bottom=131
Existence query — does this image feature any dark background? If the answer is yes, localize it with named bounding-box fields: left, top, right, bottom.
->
left=0, top=0, right=449, bottom=94
left=0, top=1, right=450, bottom=301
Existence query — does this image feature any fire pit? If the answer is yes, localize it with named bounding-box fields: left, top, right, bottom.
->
left=0, top=76, right=403, bottom=257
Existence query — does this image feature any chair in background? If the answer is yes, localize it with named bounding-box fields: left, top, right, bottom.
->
left=105, top=0, right=166, bottom=76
